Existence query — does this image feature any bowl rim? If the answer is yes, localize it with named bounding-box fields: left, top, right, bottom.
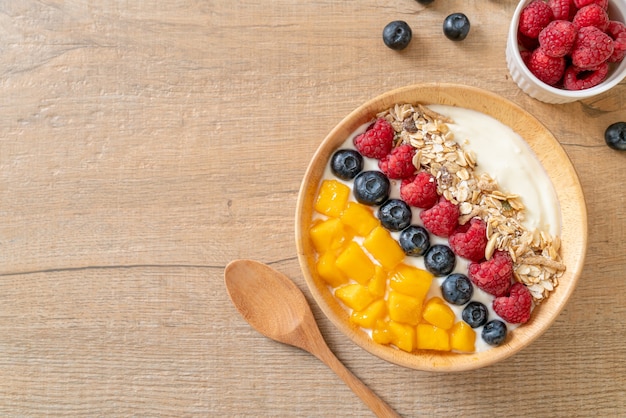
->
left=295, top=83, right=588, bottom=372
left=507, top=0, right=626, bottom=99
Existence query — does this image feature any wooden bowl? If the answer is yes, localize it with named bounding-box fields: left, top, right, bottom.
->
left=295, top=83, right=587, bottom=371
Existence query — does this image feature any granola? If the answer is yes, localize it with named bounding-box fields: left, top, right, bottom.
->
left=377, top=103, right=565, bottom=302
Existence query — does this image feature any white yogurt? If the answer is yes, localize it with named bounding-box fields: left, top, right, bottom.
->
left=316, top=104, right=561, bottom=353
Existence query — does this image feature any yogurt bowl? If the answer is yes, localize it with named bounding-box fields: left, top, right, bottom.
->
left=295, top=83, right=587, bottom=371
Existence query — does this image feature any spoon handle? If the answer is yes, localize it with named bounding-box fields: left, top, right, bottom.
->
left=312, top=341, right=402, bottom=418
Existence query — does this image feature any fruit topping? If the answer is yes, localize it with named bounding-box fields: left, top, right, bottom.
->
left=607, top=21, right=626, bottom=63
left=493, top=282, right=533, bottom=324
left=382, top=20, right=413, bottom=51
left=400, top=171, right=439, bottom=209
left=482, top=320, right=508, bottom=346
left=399, top=225, right=431, bottom=256
left=378, top=143, right=416, bottom=179
left=377, top=199, right=412, bottom=231
left=314, top=180, right=351, bottom=218
left=605, top=121, right=626, bottom=150
left=519, top=0, right=555, bottom=38
left=548, top=0, right=575, bottom=21
left=424, top=244, right=456, bottom=277
left=441, top=273, right=473, bottom=305
left=419, top=197, right=459, bottom=237
left=462, top=301, right=488, bottom=328
left=442, top=13, right=471, bottom=41
left=449, top=217, right=488, bottom=262
left=353, top=118, right=394, bottom=158
left=353, top=170, right=390, bottom=205
left=468, top=250, right=513, bottom=297
left=330, top=149, right=363, bottom=180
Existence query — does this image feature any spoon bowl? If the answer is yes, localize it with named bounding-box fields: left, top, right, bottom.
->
left=224, top=259, right=401, bottom=418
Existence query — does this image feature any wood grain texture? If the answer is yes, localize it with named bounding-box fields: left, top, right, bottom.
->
left=0, top=0, right=625, bottom=416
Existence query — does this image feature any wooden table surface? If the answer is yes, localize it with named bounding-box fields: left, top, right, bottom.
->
left=1, top=0, right=625, bottom=416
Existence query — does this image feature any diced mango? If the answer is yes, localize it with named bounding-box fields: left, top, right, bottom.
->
left=350, top=299, right=387, bottom=329
left=368, top=265, right=387, bottom=298
left=335, top=283, right=375, bottom=312
left=309, top=218, right=353, bottom=253
left=450, top=321, right=476, bottom=352
left=372, top=319, right=393, bottom=345
left=316, top=251, right=348, bottom=287
left=416, top=324, right=451, bottom=351
left=387, top=291, right=422, bottom=326
left=422, top=297, right=456, bottom=330
left=314, top=180, right=350, bottom=217
left=363, top=226, right=405, bottom=270
left=389, top=321, right=416, bottom=352
left=389, top=264, right=433, bottom=300
left=340, top=202, right=379, bottom=236
left=335, top=241, right=375, bottom=285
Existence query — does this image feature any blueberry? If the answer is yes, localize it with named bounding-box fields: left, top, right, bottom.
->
left=382, top=20, right=412, bottom=50
left=424, top=244, right=456, bottom=276
left=330, top=149, right=363, bottom=180
left=441, top=273, right=473, bottom=305
left=415, top=0, right=434, bottom=4
left=443, top=13, right=470, bottom=41
left=605, top=122, right=626, bottom=151
left=399, top=225, right=430, bottom=256
left=377, top=199, right=412, bottom=231
left=353, top=170, right=390, bottom=206
left=482, top=320, right=508, bottom=346
left=462, top=301, right=488, bottom=328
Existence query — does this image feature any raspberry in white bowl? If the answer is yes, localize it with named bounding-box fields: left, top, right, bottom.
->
left=507, top=0, right=626, bottom=103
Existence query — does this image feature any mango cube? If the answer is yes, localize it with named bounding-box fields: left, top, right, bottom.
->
left=372, top=320, right=393, bottom=345
left=416, top=324, right=451, bottom=351
left=450, top=321, right=476, bottom=352
left=309, top=218, right=353, bottom=253
left=335, top=241, right=375, bottom=285
left=389, top=321, right=416, bottom=352
left=363, top=226, right=405, bottom=270
left=340, top=202, right=379, bottom=236
left=387, top=291, right=422, bottom=326
left=350, top=299, right=387, bottom=329
left=335, top=283, right=375, bottom=312
left=314, top=180, right=350, bottom=217
left=316, top=251, right=348, bottom=288
left=389, top=264, right=433, bottom=300
left=422, top=297, right=456, bottom=330
left=367, top=266, right=387, bottom=298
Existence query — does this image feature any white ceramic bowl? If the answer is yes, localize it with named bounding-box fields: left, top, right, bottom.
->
left=506, top=0, right=626, bottom=104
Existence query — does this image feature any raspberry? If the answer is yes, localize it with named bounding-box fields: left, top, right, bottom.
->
left=400, top=171, right=438, bottom=209
left=572, top=4, right=609, bottom=31
left=548, top=0, right=575, bottom=20
left=493, top=283, right=533, bottom=324
left=573, top=0, right=608, bottom=10
left=571, top=26, right=614, bottom=69
left=527, top=47, right=566, bottom=85
left=538, top=20, right=577, bottom=57
left=448, top=218, right=488, bottom=262
left=353, top=118, right=394, bottom=159
left=468, top=250, right=513, bottom=297
left=378, top=144, right=415, bottom=179
left=519, top=0, right=555, bottom=39
left=563, top=62, right=609, bottom=89
left=607, top=21, right=626, bottom=63
left=419, top=197, right=459, bottom=238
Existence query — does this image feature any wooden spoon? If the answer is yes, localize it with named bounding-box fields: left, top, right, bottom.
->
left=224, top=259, right=401, bottom=418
